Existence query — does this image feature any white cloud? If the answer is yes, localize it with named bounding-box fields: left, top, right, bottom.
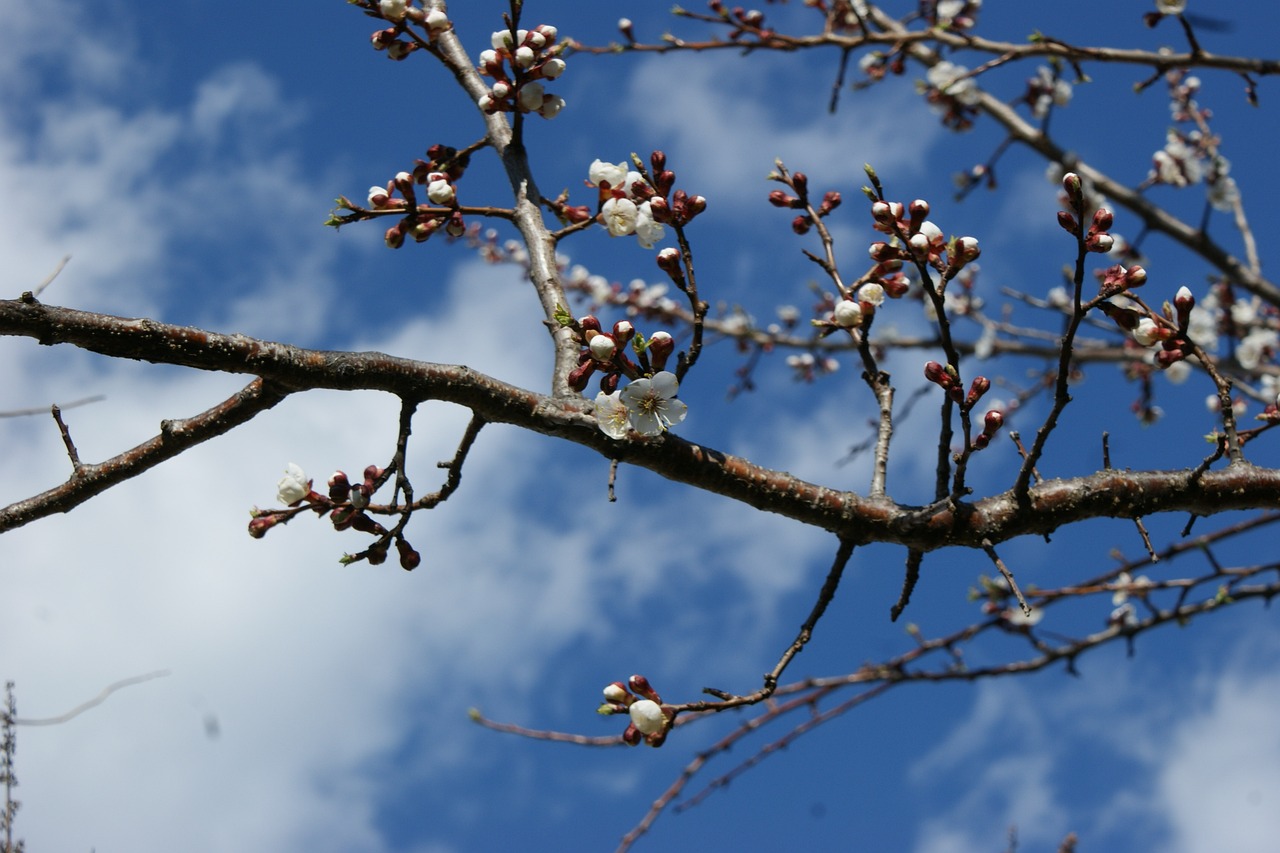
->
left=1155, top=670, right=1280, bottom=853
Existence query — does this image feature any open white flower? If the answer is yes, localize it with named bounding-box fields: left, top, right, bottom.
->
left=588, top=159, right=628, bottom=191
left=593, top=390, right=631, bottom=439
left=620, top=371, right=687, bottom=436
left=601, top=197, right=639, bottom=237
left=276, top=463, right=310, bottom=505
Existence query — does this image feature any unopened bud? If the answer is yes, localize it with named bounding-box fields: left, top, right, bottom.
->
left=648, top=331, right=674, bottom=372
left=328, top=471, right=351, bottom=503
left=628, top=674, right=661, bottom=703
left=396, top=538, right=421, bottom=571
left=1057, top=210, right=1079, bottom=235
left=589, top=333, right=617, bottom=362
left=833, top=299, right=863, bottom=328
left=1062, top=172, right=1083, bottom=206
left=965, top=376, right=990, bottom=409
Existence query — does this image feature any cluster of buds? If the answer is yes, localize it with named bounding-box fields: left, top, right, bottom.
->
left=563, top=314, right=688, bottom=438
left=868, top=196, right=980, bottom=283
left=598, top=675, right=672, bottom=747
left=249, top=464, right=422, bottom=571
left=476, top=25, right=566, bottom=119
left=589, top=152, right=706, bottom=250
left=567, top=315, right=676, bottom=393
left=924, top=363, right=1005, bottom=450
left=767, top=167, right=841, bottom=236
left=924, top=61, right=981, bottom=131
left=704, top=1, right=771, bottom=33
left=361, top=144, right=470, bottom=248
left=370, top=1, right=451, bottom=60
left=1098, top=285, right=1198, bottom=368
left=813, top=282, right=889, bottom=334
left=1058, top=204, right=1118, bottom=254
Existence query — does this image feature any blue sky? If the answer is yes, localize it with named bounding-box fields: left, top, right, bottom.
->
left=2, top=1, right=1280, bottom=851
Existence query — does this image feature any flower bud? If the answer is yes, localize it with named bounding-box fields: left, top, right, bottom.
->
left=628, top=674, right=661, bottom=703
left=1062, top=172, right=1083, bottom=206
left=396, top=538, right=421, bottom=571
left=1087, top=233, right=1114, bottom=253
left=588, top=333, right=617, bottom=362
left=833, top=299, right=863, bottom=328
left=965, top=376, right=990, bottom=409
left=247, top=514, right=281, bottom=539
left=1091, top=208, right=1114, bottom=232
left=603, top=682, right=630, bottom=704
left=328, top=471, right=351, bottom=503
left=1057, top=210, right=1079, bottom=235
left=367, top=542, right=388, bottom=565
left=628, top=699, right=666, bottom=735
left=983, top=409, right=1004, bottom=434
left=648, top=331, right=674, bottom=372
left=924, top=361, right=954, bottom=388
left=1124, top=265, right=1147, bottom=288
left=385, top=223, right=406, bottom=249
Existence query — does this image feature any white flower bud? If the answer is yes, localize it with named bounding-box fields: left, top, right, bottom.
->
left=833, top=299, right=863, bottom=328
left=628, top=699, right=665, bottom=735
left=857, top=283, right=886, bottom=306
left=588, top=334, right=617, bottom=362
left=1133, top=317, right=1161, bottom=347
left=426, top=179, right=455, bottom=205
left=276, top=463, right=310, bottom=505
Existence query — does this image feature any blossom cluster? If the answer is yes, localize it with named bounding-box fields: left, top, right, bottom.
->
left=250, top=463, right=422, bottom=570
left=1020, top=65, right=1073, bottom=120
left=598, top=675, right=671, bottom=747
left=476, top=25, right=566, bottom=119
left=924, top=61, right=981, bottom=130
left=360, top=144, right=470, bottom=248
left=930, top=0, right=982, bottom=31
left=564, top=313, right=689, bottom=439
left=867, top=196, right=980, bottom=290
left=370, top=1, right=451, bottom=60
left=588, top=151, right=707, bottom=249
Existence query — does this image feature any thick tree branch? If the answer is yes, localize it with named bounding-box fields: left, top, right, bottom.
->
left=5, top=298, right=1280, bottom=549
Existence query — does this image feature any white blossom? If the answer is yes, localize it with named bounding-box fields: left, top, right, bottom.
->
left=276, top=463, right=310, bottom=505
left=589, top=159, right=628, bottom=190
left=1132, top=317, right=1162, bottom=347
left=634, top=202, right=665, bottom=249
left=518, top=81, right=545, bottom=112
left=833, top=299, right=863, bottom=328
left=620, top=372, right=687, bottom=436
left=593, top=391, right=631, bottom=439
left=426, top=178, right=455, bottom=205
left=1237, top=328, right=1277, bottom=370
left=1156, top=0, right=1186, bottom=14
left=379, top=0, right=407, bottom=22
left=857, top=282, right=886, bottom=307
left=927, top=61, right=980, bottom=106
left=629, top=699, right=666, bottom=735
left=601, top=197, right=639, bottom=237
